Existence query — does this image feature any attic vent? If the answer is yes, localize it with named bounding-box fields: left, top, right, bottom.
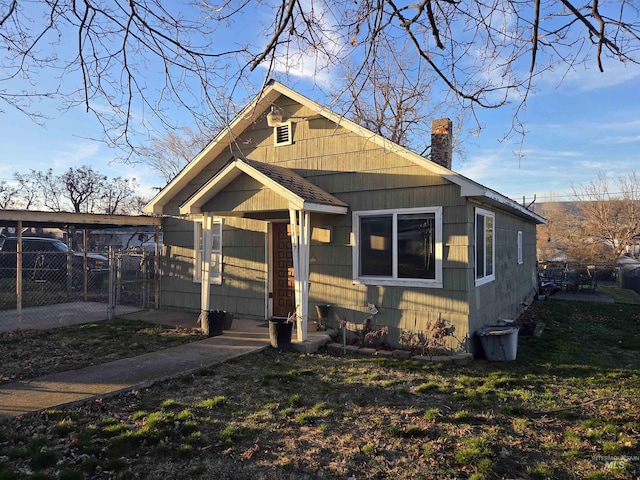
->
left=274, top=122, right=292, bottom=146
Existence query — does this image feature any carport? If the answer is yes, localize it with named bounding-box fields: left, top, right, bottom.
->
left=0, top=209, right=162, bottom=331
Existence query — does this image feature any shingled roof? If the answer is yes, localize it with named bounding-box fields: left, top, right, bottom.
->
left=241, top=158, right=347, bottom=208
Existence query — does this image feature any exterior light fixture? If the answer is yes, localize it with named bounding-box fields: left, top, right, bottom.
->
left=266, top=106, right=283, bottom=127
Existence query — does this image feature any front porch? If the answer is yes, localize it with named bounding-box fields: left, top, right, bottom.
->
left=122, top=308, right=334, bottom=353
left=178, top=157, right=349, bottom=343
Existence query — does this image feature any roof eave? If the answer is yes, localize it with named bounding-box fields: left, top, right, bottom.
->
left=300, top=202, right=348, bottom=215
left=472, top=189, right=546, bottom=224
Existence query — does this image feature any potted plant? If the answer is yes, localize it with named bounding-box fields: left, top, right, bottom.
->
left=269, top=312, right=295, bottom=350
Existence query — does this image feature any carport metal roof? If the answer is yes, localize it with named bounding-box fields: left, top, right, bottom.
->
left=0, top=209, right=162, bottom=230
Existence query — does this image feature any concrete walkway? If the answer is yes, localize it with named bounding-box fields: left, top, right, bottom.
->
left=0, top=317, right=271, bottom=418
left=0, top=309, right=332, bottom=418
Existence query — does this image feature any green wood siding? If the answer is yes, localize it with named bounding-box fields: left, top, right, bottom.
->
left=161, top=216, right=267, bottom=319
left=467, top=203, right=538, bottom=336
left=203, top=175, right=289, bottom=214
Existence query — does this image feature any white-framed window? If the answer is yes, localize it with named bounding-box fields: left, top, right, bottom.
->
left=194, top=217, right=222, bottom=284
left=475, top=208, right=495, bottom=286
left=517, top=231, right=523, bottom=265
left=274, top=122, right=292, bottom=146
left=352, top=207, right=443, bottom=288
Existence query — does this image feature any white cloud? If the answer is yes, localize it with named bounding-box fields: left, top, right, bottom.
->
left=51, top=142, right=101, bottom=169
left=254, top=0, right=340, bottom=85
left=270, top=49, right=335, bottom=84
left=540, top=59, right=640, bottom=93
left=0, top=164, right=13, bottom=176
left=456, top=140, right=638, bottom=201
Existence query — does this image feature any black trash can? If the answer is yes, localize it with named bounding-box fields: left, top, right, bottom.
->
left=269, top=318, right=293, bottom=350
left=206, top=310, right=225, bottom=337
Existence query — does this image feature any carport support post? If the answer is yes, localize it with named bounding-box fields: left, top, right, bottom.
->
left=16, top=221, right=22, bottom=329
left=199, top=212, right=213, bottom=336
left=108, top=247, right=115, bottom=320
left=83, top=229, right=88, bottom=301
left=66, top=228, right=74, bottom=296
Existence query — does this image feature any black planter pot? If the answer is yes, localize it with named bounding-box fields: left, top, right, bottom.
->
left=206, top=310, right=225, bottom=337
left=269, top=318, right=293, bottom=350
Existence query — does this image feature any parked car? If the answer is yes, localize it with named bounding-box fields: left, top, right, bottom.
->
left=0, top=237, right=109, bottom=288
left=139, top=240, right=162, bottom=253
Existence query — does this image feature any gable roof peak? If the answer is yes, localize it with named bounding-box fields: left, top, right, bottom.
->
left=144, top=81, right=543, bottom=224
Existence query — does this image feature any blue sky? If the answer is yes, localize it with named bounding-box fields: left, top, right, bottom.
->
left=1, top=4, right=639, bottom=207
left=457, top=60, right=640, bottom=202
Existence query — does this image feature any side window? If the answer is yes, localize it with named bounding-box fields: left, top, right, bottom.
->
left=194, top=218, right=223, bottom=285
left=517, top=231, right=523, bottom=265
left=2, top=240, right=17, bottom=252
left=475, top=208, right=495, bottom=286
left=40, top=241, right=56, bottom=252
left=24, top=241, right=40, bottom=252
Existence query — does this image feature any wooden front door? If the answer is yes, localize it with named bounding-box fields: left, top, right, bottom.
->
left=272, top=222, right=295, bottom=318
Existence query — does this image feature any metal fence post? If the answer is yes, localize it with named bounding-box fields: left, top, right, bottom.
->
left=16, top=221, right=22, bottom=330
left=116, top=253, right=122, bottom=305
left=66, top=229, right=73, bottom=297
left=142, top=251, right=148, bottom=309
left=82, top=229, right=88, bottom=301
left=108, top=246, right=114, bottom=321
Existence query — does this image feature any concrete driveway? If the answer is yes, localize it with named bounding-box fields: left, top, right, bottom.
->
left=0, top=302, right=143, bottom=333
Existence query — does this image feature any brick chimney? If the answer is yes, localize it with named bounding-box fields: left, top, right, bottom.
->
left=431, top=118, right=453, bottom=169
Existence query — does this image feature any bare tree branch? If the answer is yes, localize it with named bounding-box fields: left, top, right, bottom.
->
left=0, top=0, right=638, bottom=161
left=0, top=0, right=16, bottom=27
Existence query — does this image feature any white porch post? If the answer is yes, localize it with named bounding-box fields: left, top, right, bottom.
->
left=200, top=212, right=213, bottom=335
left=289, top=208, right=311, bottom=342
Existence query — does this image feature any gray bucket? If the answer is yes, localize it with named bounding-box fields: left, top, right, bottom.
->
left=476, top=325, right=519, bottom=361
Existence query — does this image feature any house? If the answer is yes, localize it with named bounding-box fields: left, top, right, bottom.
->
left=144, top=80, right=545, bottom=352
left=89, top=227, right=161, bottom=251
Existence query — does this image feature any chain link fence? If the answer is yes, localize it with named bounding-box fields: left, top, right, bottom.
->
left=619, top=265, right=640, bottom=295
left=0, top=244, right=158, bottom=333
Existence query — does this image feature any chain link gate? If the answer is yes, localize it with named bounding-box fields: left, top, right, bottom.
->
left=108, top=249, right=157, bottom=320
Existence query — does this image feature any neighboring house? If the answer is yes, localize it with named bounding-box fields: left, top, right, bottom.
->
left=89, top=227, right=162, bottom=251
left=144, top=80, right=545, bottom=352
